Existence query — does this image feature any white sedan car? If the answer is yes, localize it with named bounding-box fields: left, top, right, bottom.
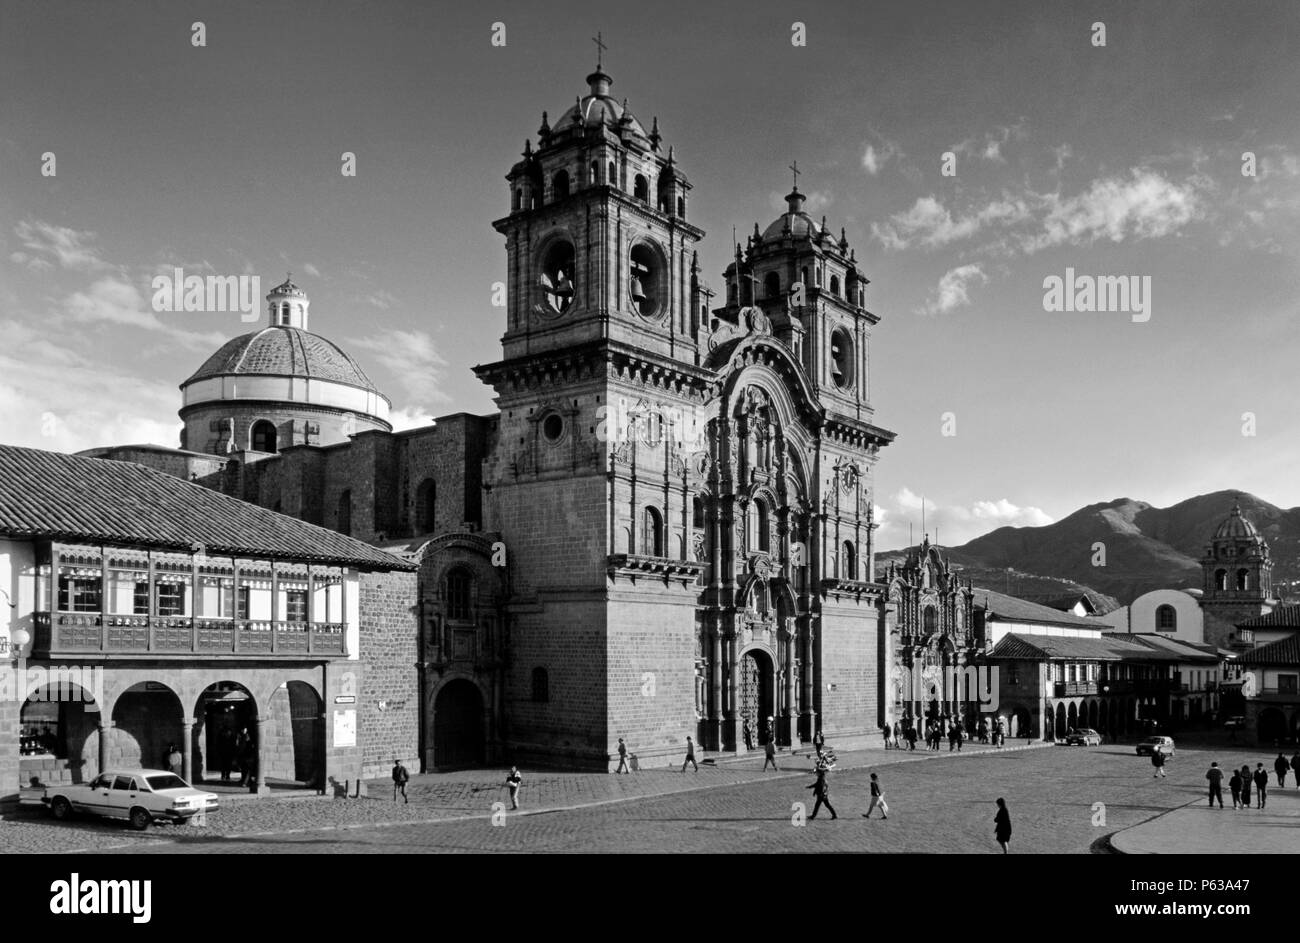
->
left=44, top=769, right=219, bottom=831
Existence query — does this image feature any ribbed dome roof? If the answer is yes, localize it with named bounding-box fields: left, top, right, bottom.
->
left=551, top=70, right=647, bottom=138
left=182, top=327, right=382, bottom=393
left=1213, top=500, right=1261, bottom=540
left=761, top=188, right=824, bottom=243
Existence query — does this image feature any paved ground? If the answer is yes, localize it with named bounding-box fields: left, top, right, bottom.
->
left=1111, top=782, right=1300, bottom=854
left=7, top=739, right=1293, bottom=854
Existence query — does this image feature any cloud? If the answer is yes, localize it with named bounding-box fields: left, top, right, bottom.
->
left=12, top=219, right=113, bottom=272
left=921, top=264, right=987, bottom=315
left=877, top=488, right=1054, bottom=548
left=873, top=168, right=1204, bottom=255
left=346, top=328, right=448, bottom=410
left=365, top=290, right=399, bottom=310
left=302, top=263, right=322, bottom=278
left=949, top=121, right=1027, bottom=165
left=0, top=320, right=182, bottom=452
left=57, top=276, right=228, bottom=351
left=873, top=195, right=1029, bottom=250
left=1022, top=169, right=1203, bottom=253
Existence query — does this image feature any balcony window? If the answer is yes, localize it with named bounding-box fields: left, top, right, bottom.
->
left=155, top=581, right=187, bottom=617
left=237, top=587, right=250, bottom=620
left=198, top=577, right=236, bottom=618
left=1279, top=675, right=1298, bottom=695
left=446, top=570, right=472, bottom=621
left=57, top=576, right=102, bottom=613
left=285, top=589, right=308, bottom=623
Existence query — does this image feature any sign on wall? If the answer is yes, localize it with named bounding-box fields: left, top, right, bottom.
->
left=333, top=709, right=357, bottom=747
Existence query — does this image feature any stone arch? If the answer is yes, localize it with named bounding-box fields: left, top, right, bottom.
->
left=430, top=674, right=489, bottom=768
left=1054, top=702, right=1067, bottom=738
left=192, top=681, right=259, bottom=784
left=111, top=681, right=185, bottom=773
left=19, top=678, right=103, bottom=785
left=262, top=680, right=324, bottom=786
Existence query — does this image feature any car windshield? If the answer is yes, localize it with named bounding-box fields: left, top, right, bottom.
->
left=145, top=774, right=188, bottom=791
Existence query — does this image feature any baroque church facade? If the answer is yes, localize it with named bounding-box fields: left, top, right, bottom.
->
left=92, top=64, right=909, bottom=770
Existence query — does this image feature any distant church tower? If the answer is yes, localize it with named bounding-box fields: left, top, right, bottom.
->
left=1200, top=498, right=1275, bottom=647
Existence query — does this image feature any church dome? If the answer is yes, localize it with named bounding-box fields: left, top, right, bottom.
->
left=184, top=327, right=382, bottom=392
left=550, top=70, right=648, bottom=138
left=761, top=188, right=824, bottom=243
left=1213, top=499, right=1261, bottom=541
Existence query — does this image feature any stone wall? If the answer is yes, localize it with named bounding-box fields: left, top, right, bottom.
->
left=357, top=569, right=419, bottom=778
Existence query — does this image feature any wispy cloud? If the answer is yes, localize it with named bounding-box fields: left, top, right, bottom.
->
left=11, top=219, right=114, bottom=273
left=878, top=487, right=1054, bottom=548
left=949, top=120, right=1027, bottom=165
left=347, top=328, right=448, bottom=410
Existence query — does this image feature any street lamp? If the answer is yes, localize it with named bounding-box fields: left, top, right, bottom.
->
left=11, top=627, right=30, bottom=659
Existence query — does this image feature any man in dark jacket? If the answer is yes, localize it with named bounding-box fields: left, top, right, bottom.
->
left=806, top=767, right=837, bottom=820
left=1253, top=764, right=1269, bottom=808
left=1205, top=762, right=1223, bottom=808
left=1151, top=749, right=1167, bottom=778
left=392, top=758, right=409, bottom=803
left=1274, top=753, right=1290, bottom=788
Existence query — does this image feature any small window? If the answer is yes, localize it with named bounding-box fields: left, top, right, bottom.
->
left=446, top=570, right=472, bottom=621
left=922, top=605, right=936, bottom=633
left=1236, top=568, right=1250, bottom=591
left=416, top=478, right=437, bottom=533
left=532, top=667, right=549, bottom=702
left=589, top=160, right=598, bottom=185
left=756, top=500, right=770, bottom=553
left=337, top=490, right=352, bottom=536
left=676, top=196, right=685, bottom=217
left=1279, top=674, right=1298, bottom=695
left=1214, top=568, right=1227, bottom=591
left=608, top=160, right=617, bottom=188
left=512, top=189, right=521, bottom=211
left=830, top=274, right=841, bottom=296
left=237, top=587, right=250, bottom=620
left=112, top=775, right=133, bottom=791
left=552, top=169, right=570, bottom=201
left=633, top=174, right=649, bottom=203
left=543, top=414, right=564, bottom=442
left=641, top=507, right=664, bottom=557
left=764, top=272, right=781, bottom=299
left=693, top=495, right=705, bottom=530
left=842, top=541, right=856, bottom=579
left=1156, top=604, right=1177, bottom=632
left=251, top=420, right=277, bottom=453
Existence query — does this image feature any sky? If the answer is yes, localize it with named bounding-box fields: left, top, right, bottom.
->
left=2, top=0, right=1299, bottom=551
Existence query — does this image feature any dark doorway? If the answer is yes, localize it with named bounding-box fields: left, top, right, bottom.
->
left=196, top=681, right=256, bottom=784
left=433, top=680, right=484, bottom=768
left=739, top=649, right=775, bottom=747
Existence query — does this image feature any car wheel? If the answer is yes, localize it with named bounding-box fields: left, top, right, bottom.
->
left=129, top=807, right=152, bottom=831
left=50, top=797, right=72, bottom=821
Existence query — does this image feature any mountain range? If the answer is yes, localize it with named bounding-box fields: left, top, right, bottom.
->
left=877, top=490, right=1300, bottom=607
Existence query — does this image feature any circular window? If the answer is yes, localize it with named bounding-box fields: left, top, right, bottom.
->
left=628, top=243, right=662, bottom=318
left=539, top=240, right=576, bottom=315
left=830, top=327, right=853, bottom=389
left=542, top=413, right=564, bottom=442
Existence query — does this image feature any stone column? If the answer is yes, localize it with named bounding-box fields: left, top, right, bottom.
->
left=802, top=619, right=817, bottom=742
left=97, top=720, right=113, bottom=777
left=710, top=624, right=723, bottom=751
left=181, top=721, right=193, bottom=784
left=254, top=717, right=270, bottom=795
left=782, top=623, right=797, bottom=748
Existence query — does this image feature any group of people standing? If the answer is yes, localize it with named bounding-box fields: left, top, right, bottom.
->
left=1205, top=752, right=1298, bottom=810
left=882, top=716, right=1008, bottom=751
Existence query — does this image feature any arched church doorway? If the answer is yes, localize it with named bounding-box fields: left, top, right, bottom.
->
left=434, top=679, right=484, bottom=768
left=739, top=648, right=775, bottom=747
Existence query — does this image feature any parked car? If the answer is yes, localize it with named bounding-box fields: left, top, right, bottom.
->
left=1223, top=716, right=1247, bottom=729
left=1135, top=736, right=1175, bottom=756
left=1064, top=728, right=1102, bottom=746
left=43, top=769, right=219, bottom=831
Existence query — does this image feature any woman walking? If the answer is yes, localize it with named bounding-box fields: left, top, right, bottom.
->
left=994, top=798, right=1012, bottom=853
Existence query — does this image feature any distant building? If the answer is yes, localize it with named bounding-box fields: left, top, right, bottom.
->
left=1236, top=634, right=1300, bottom=744
left=0, top=445, right=417, bottom=803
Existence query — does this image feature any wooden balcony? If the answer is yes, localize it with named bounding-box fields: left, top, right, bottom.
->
left=32, top=611, right=346, bottom=658
left=1054, top=681, right=1099, bottom=697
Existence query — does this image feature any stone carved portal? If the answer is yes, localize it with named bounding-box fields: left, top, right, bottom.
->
left=739, top=648, right=775, bottom=747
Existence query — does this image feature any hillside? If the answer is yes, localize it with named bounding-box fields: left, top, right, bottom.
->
left=877, top=490, right=1300, bottom=606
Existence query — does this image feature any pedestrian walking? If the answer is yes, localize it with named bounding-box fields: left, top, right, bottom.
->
left=1229, top=768, right=1243, bottom=809
left=763, top=737, right=779, bottom=771
left=166, top=743, right=182, bottom=776
left=615, top=738, right=630, bottom=774
left=906, top=725, right=917, bottom=751
left=505, top=766, right=522, bottom=809
left=813, top=729, right=825, bottom=755
left=993, top=798, right=1012, bottom=853
left=882, top=724, right=893, bottom=750
left=892, top=720, right=902, bottom=747
left=1240, top=765, right=1252, bottom=807
left=1253, top=764, right=1268, bottom=808
left=392, top=758, right=409, bottom=803
left=806, top=766, right=837, bottom=820
left=1274, top=752, right=1290, bottom=788
left=1292, top=751, right=1300, bottom=788
left=862, top=772, right=889, bottom=820
left=1150, top=749, right=1167, bottom=778
left=681, top=736, right=698, bottom=773
left=1205, top=761, right=1223, bottom=808
left=743, top=717, right=753, bottom=751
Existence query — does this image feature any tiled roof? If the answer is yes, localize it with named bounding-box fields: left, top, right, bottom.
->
left=1237, top=605, right=1300, bottom=629
left=975, top=588, right=1102, bottom=629
left=1238, top=634, right=1300, bottom=667
left=182, top=327, right=383, bottom=393
left=0, top=446, right=414, bottom=570
left=1119, top=634, right=1220, bottom=663
left=988, top=633, right=1152, bottom=661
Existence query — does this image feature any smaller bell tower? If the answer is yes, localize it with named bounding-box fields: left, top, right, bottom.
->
left=266, top=276, right=310, bottom=329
